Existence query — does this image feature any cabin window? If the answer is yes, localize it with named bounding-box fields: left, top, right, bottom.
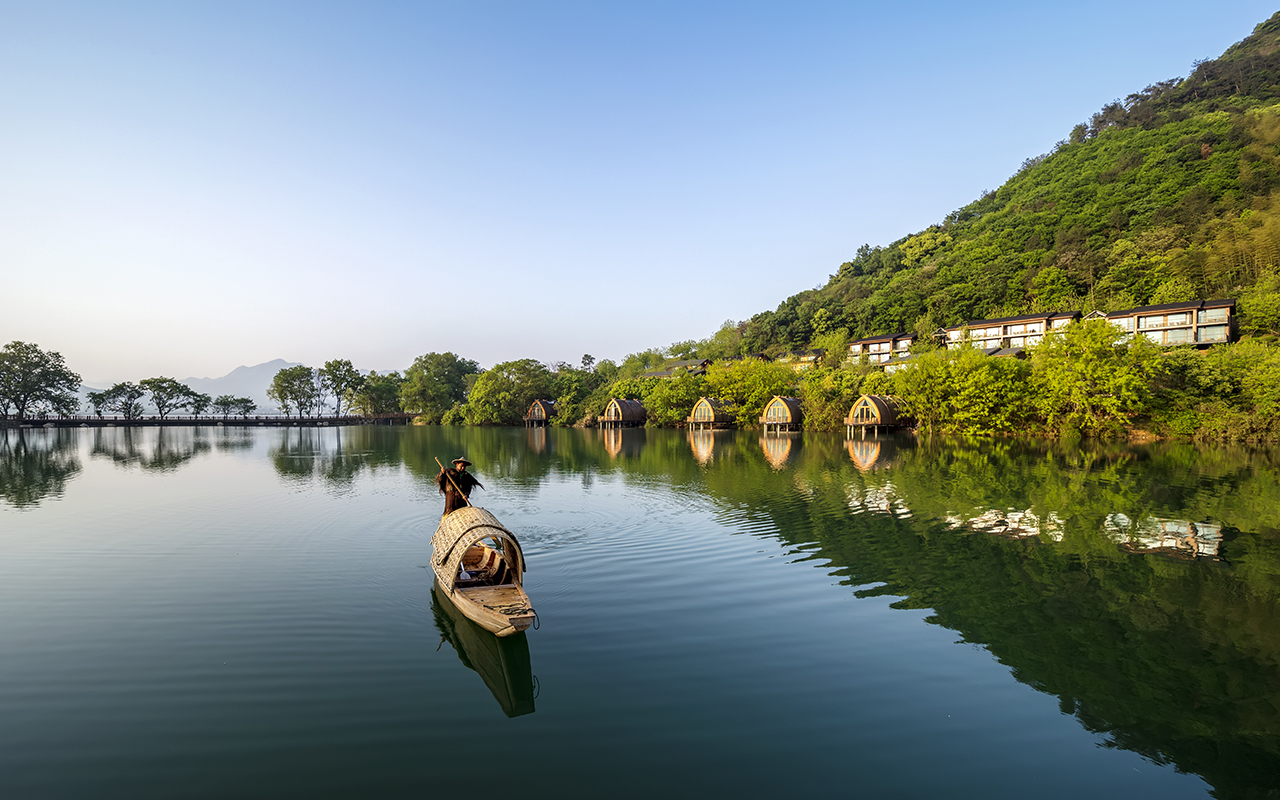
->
left=1197, top=325, right=1229, bottom=343
left=1198, top=307, right=1229, bottom=324
left=693, top=402, right=713, bottom=421
left=606, top=404, right=620, bottom=419
left=1010, top=337, right=1025, bottom=348
left=1112, top=317, right=1134, bottom=330
left=849, top=344, right=863, bottom=354
left=1165, top=328, right=1192, bottom=345
left=1008, top=324, right=1026, bottom=335
left=896, top=339, right=911, bottom=350
left=765, top=402, right=788, bottom=422
left=1027, top=323, right=1043, bottom=334
left=1051, top=318, right=1072, bottom=329
left=1026, top=335, right=1042, bottom=346
left=853, top=402, right=878, bottom=424
left=948, top=330, right=963, bottom=341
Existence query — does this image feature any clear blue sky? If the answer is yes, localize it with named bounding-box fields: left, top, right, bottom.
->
left=2, top=1, right=1276, bottom=382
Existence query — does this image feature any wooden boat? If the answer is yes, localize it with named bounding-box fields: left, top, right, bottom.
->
left=430, top=506, right=535, bottom=637
left=431, top=581, right=536, bottom=717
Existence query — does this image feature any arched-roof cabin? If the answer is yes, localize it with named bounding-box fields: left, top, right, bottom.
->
left=845, top=395, right=913, bottom=437
left=524, top=399, right=557, bottom=428
left=760, top=396, right=803, bottom=434
left=600, top=398, right=646, bottom=429
left=687, top=397, right=734, bottom=430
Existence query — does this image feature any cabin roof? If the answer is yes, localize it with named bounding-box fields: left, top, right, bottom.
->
left=605, top=398, right=647, bottom=420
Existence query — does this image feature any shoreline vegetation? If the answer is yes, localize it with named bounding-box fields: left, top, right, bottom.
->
left=9, top=14, right=1280, bottom=441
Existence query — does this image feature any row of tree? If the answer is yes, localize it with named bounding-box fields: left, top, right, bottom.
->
left=86, top=378, right=257, bottom=420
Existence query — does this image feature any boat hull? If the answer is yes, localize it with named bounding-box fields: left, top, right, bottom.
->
left=430, top=507, right=535, bottom=637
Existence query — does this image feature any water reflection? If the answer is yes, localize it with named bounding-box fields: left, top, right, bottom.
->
left=0, top=428, right=82, bottom=509
left=91, top=427, right=211, bottom=472
left=269, top=427, right=403, bottom=487
left=728, top=436, right=1280, bottom=799
left=431, top=581, right=536, bottom=718
left=688, top=430, right=715, bottom=465
left=845, top=436, right=904, bottom=472
left=759, top=434, right=793, bottom=469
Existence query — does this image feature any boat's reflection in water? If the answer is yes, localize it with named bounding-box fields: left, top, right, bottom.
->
left=431, top=580, right=537, bottom=718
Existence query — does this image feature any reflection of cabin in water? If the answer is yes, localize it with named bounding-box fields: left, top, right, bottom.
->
left=523, top=399, right=557, bottom=428
left=687, top=397, right=734, bottom=430
left=602, top=427, right=645, bottom=459
left=599, top=398, right=646, bottom=429
left=760, top=435, right=792, bottom=468
left=688, top=429, right=716, bottom=465
left=845, top=395, right=913, bottom=437
left=1104, top=514, right=1223, bottom=559
left=846, top=438, right=901, bottom=471
left=761, top=396, right=803, bottom=434
left=525, top=426, right=547, bottom=454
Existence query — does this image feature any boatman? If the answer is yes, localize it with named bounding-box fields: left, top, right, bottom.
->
left=436, top=457, right=484, bottom=515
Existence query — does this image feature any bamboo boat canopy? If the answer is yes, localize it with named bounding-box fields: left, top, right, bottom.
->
left=432, top=507, right=526, bottom=584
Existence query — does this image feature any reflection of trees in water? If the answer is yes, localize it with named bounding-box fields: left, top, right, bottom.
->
left=0, top=428, right=82, bottom=508
left=706, top=435, right=1280, bottom=799
left=268, top=427, right=403, bottom=487
left=91, top=427, right=211, bottom=473
left=212, top=427, right=255, bottom=452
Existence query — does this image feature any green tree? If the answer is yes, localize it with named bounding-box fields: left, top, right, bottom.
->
left=645, top=373, right=708, bottom=426
left=212, top=395, right=238, bottom=418
left=0, top=341, right=82, bottom=419
left=399, top=352, right=480, bottom=423
left=704, top=360, right=796, bottom=427
left=268, top=365, right=319, bottom=418
left=349, top=372, right=404, bottom=416
left=319, top=359, right=364, bottom=416
left=91, top=382, right=146, bottom=420
left=140, top=377, right=194, bottom=420
left=1031, top=320, right=1161, bottom=436
left=186, top=389, right=212, bottom=417
left=463, top=360, right=554, bottom=425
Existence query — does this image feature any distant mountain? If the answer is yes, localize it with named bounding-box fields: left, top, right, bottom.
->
left=181, top=359, right=302, bottom=413
left=74, top=359, right=301, bottom=415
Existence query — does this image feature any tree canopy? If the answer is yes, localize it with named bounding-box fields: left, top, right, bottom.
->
left=0, top=341, right=81, bottom=419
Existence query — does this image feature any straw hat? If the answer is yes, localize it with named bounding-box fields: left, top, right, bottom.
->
left=451, top=457, right=472, bottom=468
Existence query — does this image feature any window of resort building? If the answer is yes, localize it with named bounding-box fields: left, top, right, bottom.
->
left=1197, top=325, right=1229, bottom=343
left=1198, top=307, right=1229, bottom=324
left=1139, top=312, right=1190, bottom=329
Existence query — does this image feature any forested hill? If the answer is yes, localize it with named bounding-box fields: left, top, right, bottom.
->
left=729, top=11, right=1280, bottom=357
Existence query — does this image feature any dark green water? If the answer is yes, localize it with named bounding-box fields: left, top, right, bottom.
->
left=2, top=425, right=1279, bottom=799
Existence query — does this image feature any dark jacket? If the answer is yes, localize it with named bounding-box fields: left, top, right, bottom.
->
left=436, top=468, right=483, bottom=514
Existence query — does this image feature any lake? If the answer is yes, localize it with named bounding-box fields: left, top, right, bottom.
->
left=2, top=425, right=1278, bottom=799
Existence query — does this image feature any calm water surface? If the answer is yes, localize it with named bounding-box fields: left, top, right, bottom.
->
left=2, top=425, right=1278, bottom=798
